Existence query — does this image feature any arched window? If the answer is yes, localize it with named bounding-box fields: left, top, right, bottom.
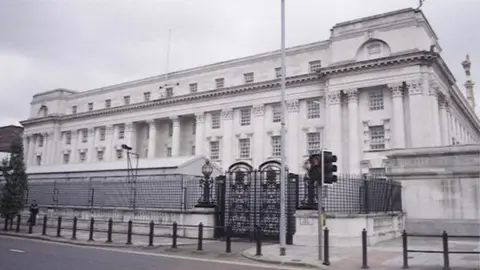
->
left=38, top=105, right=48, bottom=117
left=356, top=39, right=391, bottom=61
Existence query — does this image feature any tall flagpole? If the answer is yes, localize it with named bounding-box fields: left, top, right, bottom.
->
left=279, top=0, right=287, bottom=256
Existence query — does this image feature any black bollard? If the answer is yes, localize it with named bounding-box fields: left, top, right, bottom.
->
left=126, top=220, right=132, bottom=245
left=42, top=215, right=47, bottom=235
left=88, top=217, right=94, bottom=241
left=71, top=217, right=78, bottom=240
left=225, top=226, right=232, bottom=253
left=323, top=227, right=330, bottom=266
left=16, top=215, right=21, bottom=233
left=442, top=231, right=450, bottom=270
left=361, top=228, right=369, bottom=269
left=3, top=216, right=8, bottom=231
left=255, top=226, right=262, bottom=256
left=402, top=230, right=409, bottom=269
left=9, top=216, right=13, bottom=230
left=148, top=221, right=154, bottom=247
left=28, top=215, right=33, bottom=234
left=197, top=223, right=203, bottom=251
left=56, top=216, right=62, bottom=237
left=172, top=222, right=177, bottom=249
left=106, top=218, right=113, bottom=243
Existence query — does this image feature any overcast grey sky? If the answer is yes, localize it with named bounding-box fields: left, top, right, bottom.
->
left=0, top=0, right=478, bottom=126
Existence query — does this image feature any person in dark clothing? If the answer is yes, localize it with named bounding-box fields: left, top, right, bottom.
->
left=29, top=200, right=39, bottom=226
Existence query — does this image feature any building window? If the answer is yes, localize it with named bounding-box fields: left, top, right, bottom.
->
left=82, top=129, right=88, bottom=143
left=116, top=149, right=123, bottom=160
left=144, top=92, right=151, bottom=101
left=79, top=152, right=86, bottom=162
left=118, top=124, right=125, bottom=139
left=99, top=127, right=106, bottom=141
left=97, top=151, right=104, bottom=161
left=38, top=135, right=44, bottom=147
left=369, top=125, right=385, bottom=150
left=271, top=136, right=281, bottom=157
left=215, top=78, right=225, bottom=89
left=275, top=67, right=283, bottom=78
left=244, top=72, right=254, bottom=83
left=210, top=141, right=220, bottom=160
left=211, top=111, right=221, bottom=129
left=307, top=132, right=321, bottom=155
left=307, top=100, right=320, bottom=119
left=166, top=87, right=173, bottom=97
left=88, top=102, right=93, bottom=111
left=309, top=60, right=322, bottom=73
left=367, top=43, right=381, bottom=56
left=166, top=147, right=172, bottom=157
left=123, top=96, right=130, bottom=105
left=72, top=106, right=77, bottom=114
left=65, top=132, right=71, bottom=145
left=239, top=138, right=250, bottom=159
left=36, top=156, right=41, bottom=165
left=63, top=153, right=69, bottom=164
left=191, top=145, right=196, bottom=155
left=240, top=108, right=251, bottom=126
left=105, top=99, right=111, bottom=108
left=189, top=83, right=198, bottom=93
left=272, top=104, right=281, bottom=123
left=369, top=90, right=384, bottom=111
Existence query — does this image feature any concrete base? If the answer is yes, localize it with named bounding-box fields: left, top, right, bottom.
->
left=293, top=210, right=405, bottom=247
left=406, top=219, right=480, bottom=236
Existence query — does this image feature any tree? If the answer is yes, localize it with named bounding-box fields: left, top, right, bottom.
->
left=0, top=135, right=28, bottom=220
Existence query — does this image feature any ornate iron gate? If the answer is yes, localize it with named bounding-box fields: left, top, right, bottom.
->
left=216, top=160, right=297, bottom=242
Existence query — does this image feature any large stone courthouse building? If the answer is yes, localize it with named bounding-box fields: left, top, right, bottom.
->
left=20, top=8, right=480, bottom=177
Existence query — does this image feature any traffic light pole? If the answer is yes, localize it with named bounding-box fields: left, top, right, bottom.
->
left=318, top=150, right=324, bottom=261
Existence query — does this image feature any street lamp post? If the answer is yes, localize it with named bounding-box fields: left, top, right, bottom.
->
left=196, top=160, right=215, bottom=208
left=279, top=0, right=287, bottom=256
left=122, top=144, right=139, bottom=209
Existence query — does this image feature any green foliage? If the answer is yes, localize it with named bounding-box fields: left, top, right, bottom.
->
left=0, top=135, right=28, bottom=218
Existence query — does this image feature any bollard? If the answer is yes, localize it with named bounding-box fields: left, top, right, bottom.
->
left=3, top=216, right=8, bottom=231
left=255, top=226, right=262, bottom=256
left=16, top=214, right=21, bottom=233
left=442, top=231, right=450, bottom=270
left=9, top=216, right=13, bottom=230
left=71, top=217, right=78, bottom=240
left=402, top=230, right=409, bottom=269
left=88, top=217, right=94, bottom=241
left=42, top=215, right=47, bottom=236
left=106, top=218, right=113, bottom=243
left=225, top=226, right=232, bottom=253
left=197, top=223, right=203, bottom=251
left=171, top=222, right=177, bottom=249
left=323, top=227, right=330, bottom=266
left=56, top=216, right=62, bottom=237
left=148, top=221, right=154, bottom=247
left=361, top=228, right=369, bottom=269
left=28, top=215, right=33, bottom=234
left=126, top=220, right=132, bottom=245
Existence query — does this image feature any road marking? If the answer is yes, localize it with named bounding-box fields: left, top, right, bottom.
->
left=0, top=235, right=299, bottom=269
left=9, top=249, right=25, bottom=253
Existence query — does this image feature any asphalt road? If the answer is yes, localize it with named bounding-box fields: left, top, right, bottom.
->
left=0, top=236, right=296, bottom=270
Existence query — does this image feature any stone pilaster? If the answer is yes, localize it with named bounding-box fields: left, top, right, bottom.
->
left=170, top=117, right=180, bottom=157
left=87, top=128, right=95, bottom=162
left=407, top=79, right=426, bottom=147
left=345, top=89, right=360, bottom=174
left=438, top=95, right=450, bottom=145
left=326, top=91, right=343, bottom=172
left=252, top=104, right=265, bottom=167
left=194, top=113, right=205, bottom=156
left=221, top=108, right=234, bottom=167
left=428, top=78, right=442, bottom=146
left=105, top=125, right=114, bottom=161
left=287, top=99, right=300, bottom=173
left=389, top=82, right=406, bottom=148
left=147, top=120, right=157, bottom=158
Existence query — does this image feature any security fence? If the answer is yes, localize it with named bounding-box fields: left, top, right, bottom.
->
left=24, top=174, right=203, bottom=210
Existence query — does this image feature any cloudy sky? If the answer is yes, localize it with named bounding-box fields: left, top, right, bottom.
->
left=0, top=0, right=479, bottom=126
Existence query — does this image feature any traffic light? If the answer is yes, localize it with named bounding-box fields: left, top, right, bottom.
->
left=322, top=151, right=338, bottom=184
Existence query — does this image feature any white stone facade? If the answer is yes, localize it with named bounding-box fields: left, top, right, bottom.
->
left=21, top=8, right=480, bottom=175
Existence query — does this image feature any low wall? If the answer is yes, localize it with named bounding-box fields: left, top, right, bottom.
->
left=293, top=210, right=405, bottom=247
left=22, top=205, right=216, bottom=239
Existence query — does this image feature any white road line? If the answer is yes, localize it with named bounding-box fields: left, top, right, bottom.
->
left=0, top=235, right=299, bottom=269
left=9, top=249, right=25, bottom=253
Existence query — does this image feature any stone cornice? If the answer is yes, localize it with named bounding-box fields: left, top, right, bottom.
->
left=20, top=74, right=321, bottom=126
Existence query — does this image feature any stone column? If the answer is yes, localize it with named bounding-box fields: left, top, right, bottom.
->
left=124, top=122, right=134, bottom=151
left=407, top=80, right=427, bottom=147
left=345, top=89, right=360, bottom=174
left=326, top=91, right=343, bottom=172
left=23, top=135, right=29, bottom=164
left=87, top=128, right=95, bottom=162
left=287, top=100, right=300, bottom=173
left=194, top=113, right=205, bottom=156
left=221, top=108, right=234, bottom=167
left=439, top=96, right=450, bottom=145
left=42, top=132, right=49, bottom=165
left=50, top=125, right=61, bottom=165
left=27, top=135, right=35, bottom=166
left=389, top=83, right=406, bottom=148
left=428, top=79, right=442, bottom=145
left=147, top=120, right=157, bottom=158
left=71, top=131, right=78, bottom=163
left=252, top=104, right=265, bottom=167
left=105, top=125, right=114, bottom=161
left=170, top=117, right=181, bottom=157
